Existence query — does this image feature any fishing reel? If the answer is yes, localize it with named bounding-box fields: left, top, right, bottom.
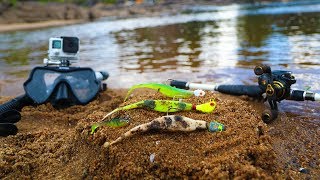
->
left=168, top=65, right=320, bottom=123
left=254, top=65, right=296, bottom=123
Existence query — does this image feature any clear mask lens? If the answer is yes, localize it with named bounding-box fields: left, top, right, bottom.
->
left=24, top=67, right=100, bottom=105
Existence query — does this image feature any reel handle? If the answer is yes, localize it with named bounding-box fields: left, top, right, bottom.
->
left=262, top=109, right=278, bottom=123
left=254, top=65, right=271, bottom=75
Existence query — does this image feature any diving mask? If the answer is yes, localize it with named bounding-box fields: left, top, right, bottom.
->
left=0, top=67, right=108, bottom=136
left=23, top=66, right=108, bottom=106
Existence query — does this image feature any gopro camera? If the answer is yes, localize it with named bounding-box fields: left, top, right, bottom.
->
left=44, top=36, right=79, bottom=66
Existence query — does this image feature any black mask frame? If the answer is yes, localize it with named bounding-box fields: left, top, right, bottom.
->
left=0, top=66, right=107, bottom=136
left=23, top=66, right=102, bottom=106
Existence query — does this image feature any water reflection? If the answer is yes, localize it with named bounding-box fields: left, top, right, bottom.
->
left=237, top=15, right=272, bottom=47
left=114, top=21, right=207, bottom=73
left=236, top=12, right=320, bottom=67
left=0, top=0, right=320, bottom=100
left=199, top=5, right=239, bottom=68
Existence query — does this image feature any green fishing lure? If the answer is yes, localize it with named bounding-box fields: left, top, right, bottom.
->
left=91, top=117, right=130, bottom=134
left=101, top=99, right=216, bottom=121
left=124, top=83, right=204, bottom=101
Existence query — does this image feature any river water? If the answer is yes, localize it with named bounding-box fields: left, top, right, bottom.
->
left=0, top=0, right=319, bottom=119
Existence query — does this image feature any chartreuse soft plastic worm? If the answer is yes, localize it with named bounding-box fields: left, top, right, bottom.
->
left=103, top=115, right=225, bottom=148
left=101, top=99, right=216, bottom=121
left=124, top=83, right=205, bottom=101
left=91, top=117, right=130, bottom=134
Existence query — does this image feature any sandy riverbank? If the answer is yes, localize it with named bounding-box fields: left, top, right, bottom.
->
left=0, top=2, right=182, bottom=33
left=0, top=20, right=86, bottom=33
left=0, top=89, right=319, bottom=179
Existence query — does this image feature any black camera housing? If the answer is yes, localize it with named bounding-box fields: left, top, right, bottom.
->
left=62, top=36, right=79, bottom=53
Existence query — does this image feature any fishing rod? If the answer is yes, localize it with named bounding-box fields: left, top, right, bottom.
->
left=169, top=65, right=320, bottom=123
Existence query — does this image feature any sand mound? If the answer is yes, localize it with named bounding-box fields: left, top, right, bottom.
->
left=0, top=89, right=319, bottom=179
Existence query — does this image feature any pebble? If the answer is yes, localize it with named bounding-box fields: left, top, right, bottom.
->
left=299, top=167, right=309, bottom=174
left=150, top=153, right=155, bottom=163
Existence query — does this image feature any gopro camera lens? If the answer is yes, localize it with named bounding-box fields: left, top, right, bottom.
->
left=62, top=37, right=79, bottom=53
left=52, top=40, right=62, bottom=49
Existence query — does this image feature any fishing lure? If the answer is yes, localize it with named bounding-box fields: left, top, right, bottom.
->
left=103, top=115, right=225, bottom=148
left=91, top=117, right=130, bottom=134
left=101, top=99, right=216, bottom=121
left=124, top=83, right=205, bottom=101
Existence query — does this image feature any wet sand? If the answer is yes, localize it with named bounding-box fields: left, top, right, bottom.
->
left=0, top=89, right=319, bottom=179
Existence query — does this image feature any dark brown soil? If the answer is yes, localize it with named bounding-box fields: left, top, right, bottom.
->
left=0, top=89, right=319, bottom=179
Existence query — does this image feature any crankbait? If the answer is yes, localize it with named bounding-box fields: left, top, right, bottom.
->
left=124, top=83, right=205, bottom=101
left=103, top=115, right=225, bottom=148
left=91, top=117, right=130, bottom=134
left=101, top=99, right=216, bottom=121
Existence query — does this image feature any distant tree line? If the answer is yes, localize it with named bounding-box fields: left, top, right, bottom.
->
left=0, top=0, right=289, bottom=7
left=0, top=0, right=119, bottom=6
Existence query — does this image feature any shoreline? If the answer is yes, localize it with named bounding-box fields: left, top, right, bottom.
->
left=0, top=0, right=287, bottom=33
left=0, top=19, right=86, bottom=33
left=0, top=2, right=190, bottom=33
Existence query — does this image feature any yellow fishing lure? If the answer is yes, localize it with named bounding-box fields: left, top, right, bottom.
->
left=101, top=99, right=216, bottom=121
